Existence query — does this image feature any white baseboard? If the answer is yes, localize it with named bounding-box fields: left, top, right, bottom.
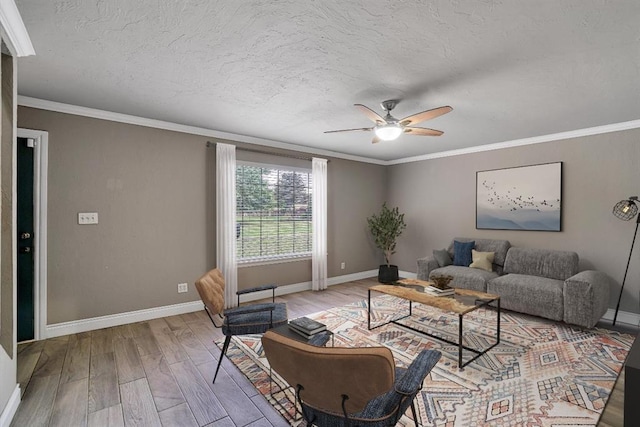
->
left=234, top=269, right=379, bottom=302
left=43, top=270, right=379, bottom=338
left=328, top=269, right=378, bottom=286
left=0, top=386, right=20, bottom=427
left=399, top=270, right=417, bottom=280
left=602, top=308, right=640, bottom=327
left=47, top=269, right=634, bottom=337
left=44, top=300, right=204, bottom=339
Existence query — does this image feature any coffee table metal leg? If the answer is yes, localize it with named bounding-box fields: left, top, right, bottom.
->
left=497, top=298, right=501, bottom=344
left=367, top=289, right=371, bottom=330
left=458, top=314, right=463, bottom=368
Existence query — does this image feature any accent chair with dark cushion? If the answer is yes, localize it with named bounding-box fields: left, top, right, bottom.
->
left=261, top=330, right=441, bottom=427
left=195, top=268, right=288, bottom=384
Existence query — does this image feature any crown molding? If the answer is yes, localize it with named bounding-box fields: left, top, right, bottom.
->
left=18, top=96, right=640, bottom=166
left=0, top=0, right=34, bottom=57
left=17, top=96, right=387, bottom=165
left=388, top=119, right=640, bottom=165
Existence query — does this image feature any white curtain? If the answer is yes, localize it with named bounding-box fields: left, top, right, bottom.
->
left=312, top=158, right=328, bottom=291
left=216, top=143, right=238, bottom=308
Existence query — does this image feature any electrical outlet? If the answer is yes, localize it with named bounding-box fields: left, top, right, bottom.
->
left=340, top=262, right=345, bottom=270
left=177, top=283, right=188, bottom=293
left=78, top=212, right=99, bottom=225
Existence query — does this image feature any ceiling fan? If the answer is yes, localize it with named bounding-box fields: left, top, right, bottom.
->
left=324, top=100, right=452, bottom=143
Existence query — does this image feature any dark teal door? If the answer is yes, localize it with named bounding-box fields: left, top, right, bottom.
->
left=17, top=137, right=35, bottom=342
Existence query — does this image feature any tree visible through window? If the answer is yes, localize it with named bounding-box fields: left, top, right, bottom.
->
left=236, top=163, right=312, bottom=260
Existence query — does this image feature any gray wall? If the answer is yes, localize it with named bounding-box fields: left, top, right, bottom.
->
left=20, top=103, right=638, bottom=324
left=17, top=107, right=386, bottom=324
left=388, top=129, right=640, bottom=314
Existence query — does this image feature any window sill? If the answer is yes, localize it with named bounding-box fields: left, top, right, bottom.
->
left=237, top=254, right=312, bottom=268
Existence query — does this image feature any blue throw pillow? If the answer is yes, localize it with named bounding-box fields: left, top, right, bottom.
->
left=453, top=240, right=475, bottom=267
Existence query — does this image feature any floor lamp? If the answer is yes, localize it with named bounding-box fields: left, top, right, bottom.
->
left=612, top=196, right=639, bottom=326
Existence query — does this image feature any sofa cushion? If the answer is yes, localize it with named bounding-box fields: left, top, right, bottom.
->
left=487, top=274, right=564, bottom=321
left=503, top=248, right=578, bottom=280
left=430, top=266, right=497, bottom=292
left=432, top=249, right=453, bottom=267
left=448, top=238, right=510, bottom=275
left=453, top=240, right=475, bottom=266
left=470, top=250, right=495, bottom=272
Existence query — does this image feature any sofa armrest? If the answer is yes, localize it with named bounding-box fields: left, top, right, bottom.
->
left=417, top=256, right=439, bottom=280
left=563, top=270, right=612, bottom=328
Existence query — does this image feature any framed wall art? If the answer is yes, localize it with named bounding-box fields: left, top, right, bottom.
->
left=476, top=162, right=562, bottom=231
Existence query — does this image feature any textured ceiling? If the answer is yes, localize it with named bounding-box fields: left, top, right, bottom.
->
left=14, top=0, right=640, bottom=161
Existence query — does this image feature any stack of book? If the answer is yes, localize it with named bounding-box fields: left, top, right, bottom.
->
left=288, top=317, right=327, bottom=339
left=424, top=285, right=455, bottom=297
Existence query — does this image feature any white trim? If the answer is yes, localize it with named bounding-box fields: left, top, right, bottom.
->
left=0, top=0, right=35, bottom=57
left=17, top=96, right=387, bottom=165
left=44, top=300, right=205, bottom=339
left=18, top=97, right=640, bottom=166
left=602, top=308, right=640, bottom=328
left=399, top=270, right=417, bottom=280
left=224, top=269, right=378, bottom=302
left=42, top=269, right=378, bottom=338
left=327, top=269, right=377, bottom=286
left=388, top=119, right=640, bottom=165
left=17, top=128, right=48, bottom=341
left=38, top=269, right=637, bottom=339
left=0, top=385, right=20, bottom=427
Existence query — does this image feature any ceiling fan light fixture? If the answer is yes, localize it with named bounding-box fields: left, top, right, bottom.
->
left=374, top=123, right=403, bottom=141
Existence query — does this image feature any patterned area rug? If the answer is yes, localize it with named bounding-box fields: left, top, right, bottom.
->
left=218, top=295, right=634, bottom=426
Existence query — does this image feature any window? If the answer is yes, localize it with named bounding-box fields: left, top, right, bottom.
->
left=236, top=162, right=312, bottom=262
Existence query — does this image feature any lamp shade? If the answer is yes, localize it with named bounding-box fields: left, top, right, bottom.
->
left=613, top=197, right=639, bottom=221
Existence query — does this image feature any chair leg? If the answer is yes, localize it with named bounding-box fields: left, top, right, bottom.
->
left=410, top=400, right=419, bottom=426
left=213, top=335, right=231, bottom=384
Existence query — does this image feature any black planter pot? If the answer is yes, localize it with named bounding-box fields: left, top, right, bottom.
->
left=378, top=265, right=399, bottom=283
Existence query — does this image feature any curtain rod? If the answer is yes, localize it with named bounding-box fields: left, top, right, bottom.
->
left=206, top=141, right=328, bottom=162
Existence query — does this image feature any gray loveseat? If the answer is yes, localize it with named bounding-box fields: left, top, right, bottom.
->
left=417, top=238, right=613, bottom=328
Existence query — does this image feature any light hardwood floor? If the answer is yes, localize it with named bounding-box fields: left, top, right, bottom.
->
left=13, top=280, right=374, bottom=427
left=13, top=278, right=633, bottom=426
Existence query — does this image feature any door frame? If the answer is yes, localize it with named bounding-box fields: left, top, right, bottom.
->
left=16, top=128, right=47, bottom=340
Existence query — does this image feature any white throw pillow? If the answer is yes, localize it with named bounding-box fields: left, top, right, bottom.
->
left=469, top=249, right=495, bottom=272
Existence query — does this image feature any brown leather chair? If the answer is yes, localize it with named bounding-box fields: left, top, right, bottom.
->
left=261, top=330, right=441, bottom=426
left=195, top=268, right=288, bottom=383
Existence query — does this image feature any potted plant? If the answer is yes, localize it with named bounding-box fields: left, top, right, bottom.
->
left=367, top=203, right=406, bottom=283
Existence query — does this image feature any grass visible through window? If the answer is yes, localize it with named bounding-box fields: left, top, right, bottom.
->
left=236, top=163, right=312, bottom=260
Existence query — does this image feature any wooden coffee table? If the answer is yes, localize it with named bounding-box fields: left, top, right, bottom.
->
left=368, top=278, right=500, bottom=368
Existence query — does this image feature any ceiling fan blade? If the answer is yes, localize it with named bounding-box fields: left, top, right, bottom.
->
left=354, top=104, right=387, bottom=124
left=324, top=127, right=373, bottom=134
left=372, top=135, right=381, bottom=144
left=403, top=126, right=444, bottom=136
left=399, top=106, right=452, bottom=126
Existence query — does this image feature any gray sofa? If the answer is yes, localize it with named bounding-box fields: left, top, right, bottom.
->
left=417, top=238, right=613, bottom=328
left=417, top=238, right=511, bottom=292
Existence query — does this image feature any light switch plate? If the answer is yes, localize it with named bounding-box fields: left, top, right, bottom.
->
left=78, top=212, right=98, bottom=225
